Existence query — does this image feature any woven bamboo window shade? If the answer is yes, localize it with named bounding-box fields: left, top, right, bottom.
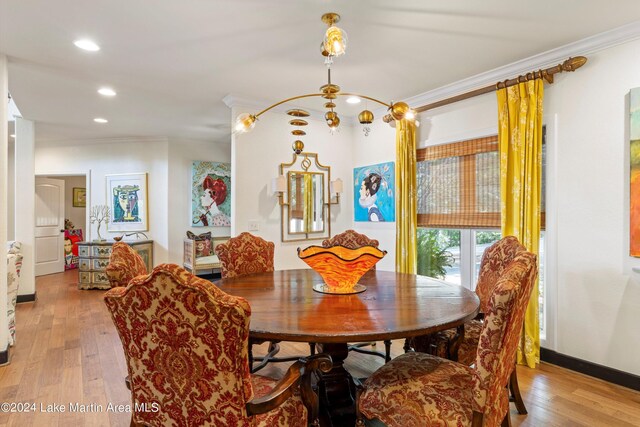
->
left=417, top=134, right=546, bottom=229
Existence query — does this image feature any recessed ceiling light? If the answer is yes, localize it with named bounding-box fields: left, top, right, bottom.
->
left=74, top=39, right=100, bottom=52
left=10, top=134, right=16, bottom=138
left=346, top=96, right=361, bottom=104
left=98, top=87, right=116, bottom=97
left=93, top=118, right=108, bottom=123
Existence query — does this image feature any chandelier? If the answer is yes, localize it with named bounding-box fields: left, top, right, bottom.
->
left=233, top=12, right=415, bottom=150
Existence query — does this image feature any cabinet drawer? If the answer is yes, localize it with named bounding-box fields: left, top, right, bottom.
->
left=78, top=245, right=90, bottom=257
left=92, top=258, right=110, bottom=271
left=92, top=245, right=112, bottom=258
left=92, top=271, right=109, bottom=284
left=79, top=272, right=92, bottom=284
left=79, top=258, right=91, bottom=271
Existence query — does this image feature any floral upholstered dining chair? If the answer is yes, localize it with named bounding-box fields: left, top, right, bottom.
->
left=105, top=242, right=148, bottom=288
left=215, top=232, right=275, bottom=279
left=215, top=232, right=292, bottom=372
left=356, top=250, right=538, bottom=427
left=104, top=263, right=331, bottom=427
left=408, top=235, right=529, bottom=414
left=322, top=229, right=380, bottom=255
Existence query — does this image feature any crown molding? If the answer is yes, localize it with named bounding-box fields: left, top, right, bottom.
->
left=405, top=20, right=640, bottom=112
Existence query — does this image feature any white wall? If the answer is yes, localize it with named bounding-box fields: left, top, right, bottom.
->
left=7, top=139, right=14, bottom=241
left=167, top=138, right=231, bottom=264
left=353, top=40, right=640, bottom=376
left=35, top=138, right=170, bottom=264
left=548, top=40, right=640, bottom=376
left=1, top=53, right=8, bottom=350
left=15, top=118, right=35, bottom=297
left=232, top=106, right=354, bottom=270
left=350, top=118, right=399, bottom=272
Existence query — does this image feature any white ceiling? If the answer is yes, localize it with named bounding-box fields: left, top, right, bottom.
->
left=2, top=0, right=640, bottom=143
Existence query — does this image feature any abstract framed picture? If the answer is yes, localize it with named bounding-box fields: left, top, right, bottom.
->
left=72, top=187, right=86, bottom=207
left=631, top=87, right=640, bottom=256
left=191, top=161, right=231, bottom=227
left=105, top=173, right=148, bottom=232
left=353, top=161, right=395, bottom=222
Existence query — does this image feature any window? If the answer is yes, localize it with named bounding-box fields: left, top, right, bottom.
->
left=416, top=133, right=546, bottom=334
left=417, top=136, right=500, bottom=228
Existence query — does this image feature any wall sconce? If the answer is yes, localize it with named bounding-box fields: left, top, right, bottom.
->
left=271, top=175, right=286, bottom=203
left=330, top=178, right=343, bottom=204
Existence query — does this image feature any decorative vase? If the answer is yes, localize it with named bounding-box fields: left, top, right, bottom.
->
left=297, top=245, right=386, bottom=294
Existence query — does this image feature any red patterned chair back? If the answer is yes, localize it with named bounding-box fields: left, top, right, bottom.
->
left=105, top=242, right=148, bottom=288
left=215, top=232, right=275, bottom=279
left=104, top=264, right=255, bottom=426
left=475, top=236, right=526, bottom=313
left=322, top=229, right=379, bottom=250
left=472, top=251, right=538, bottom=425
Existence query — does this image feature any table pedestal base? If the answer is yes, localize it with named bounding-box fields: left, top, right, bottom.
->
left=317, top=343, right=357, bottom=426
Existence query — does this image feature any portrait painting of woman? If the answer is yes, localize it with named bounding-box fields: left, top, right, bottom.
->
left=105, top=173, right=148, bottom=232
left=353, top=162, right=395, bottom=222
left=191, top=161, right=232, bottom=227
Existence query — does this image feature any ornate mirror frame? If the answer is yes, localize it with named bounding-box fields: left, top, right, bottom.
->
left=277, top=152, right=333, bottom=242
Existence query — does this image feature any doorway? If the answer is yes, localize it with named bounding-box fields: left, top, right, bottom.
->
left=34, top=174, right=88, bottom=276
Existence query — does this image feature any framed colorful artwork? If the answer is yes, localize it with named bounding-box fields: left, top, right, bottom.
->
left=72, top=187, right=86, bottom=207
left=191, top=161, right=231, bottom=227
left=105, top=173, right=148, bottom=232
left=353, top=161, right=395, bottom=222
left=631, top=87, right=640, bottom=257
left=64, top=229, right=83, bottom=270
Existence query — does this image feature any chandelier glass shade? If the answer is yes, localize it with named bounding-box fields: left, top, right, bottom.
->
left=324, top=25, right=348, bottom=57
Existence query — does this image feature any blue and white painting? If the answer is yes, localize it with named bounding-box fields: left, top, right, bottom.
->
left=353, top=161, right=395, bottom=222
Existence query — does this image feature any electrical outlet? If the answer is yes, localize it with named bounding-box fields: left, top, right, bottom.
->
left=248, top=220, right=260, bottom=231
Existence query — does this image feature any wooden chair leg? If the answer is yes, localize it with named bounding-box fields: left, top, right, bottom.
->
left=509, top=366, right=528, bottom=415
left=403, top=338, right=412, bottom=353
left=501, top=410, right=512, bottom=427
left=309, top=342, right=316, bottom=356
left=384, top=340, right=391, bottom=362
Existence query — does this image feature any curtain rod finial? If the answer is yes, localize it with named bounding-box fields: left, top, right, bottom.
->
left=563, top=56, right=587, bottom=72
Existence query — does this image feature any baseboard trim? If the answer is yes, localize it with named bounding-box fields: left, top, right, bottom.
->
left=16, top=293, right=36, bottom=303
left=0, top=346, right=9, bottom=366
left=541, top=348, right=640, bottom=392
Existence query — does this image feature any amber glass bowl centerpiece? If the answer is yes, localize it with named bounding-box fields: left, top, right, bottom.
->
left=297, top=245, right=387, bottom=294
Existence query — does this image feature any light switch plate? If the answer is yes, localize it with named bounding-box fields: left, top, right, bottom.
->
left=248, top=220, right=260, bottom=231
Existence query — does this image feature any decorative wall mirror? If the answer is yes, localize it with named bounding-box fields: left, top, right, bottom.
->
left=275, top=152, right=337, bottom=242
left=288, top=171, right=325, bottom=234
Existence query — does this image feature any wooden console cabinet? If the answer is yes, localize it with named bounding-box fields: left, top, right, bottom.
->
left=77, top=240, right=154, bottom=290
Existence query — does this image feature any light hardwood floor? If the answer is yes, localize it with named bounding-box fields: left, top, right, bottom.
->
left=1, top=270, right=638, bottom=426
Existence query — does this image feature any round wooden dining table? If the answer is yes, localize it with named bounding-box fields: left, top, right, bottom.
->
left=217, top=268, right=479, bottom=426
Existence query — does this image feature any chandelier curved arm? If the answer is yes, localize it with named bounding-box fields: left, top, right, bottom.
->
left=254, top=92, right=391, bottom=118
left=334, top=93, right=391, bottom=109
